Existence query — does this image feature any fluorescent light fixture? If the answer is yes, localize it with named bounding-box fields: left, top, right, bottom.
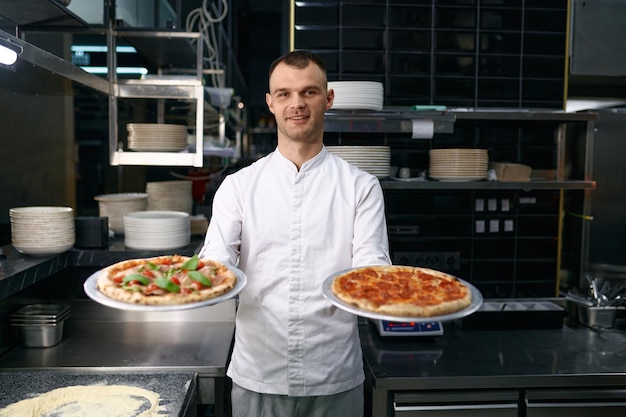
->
left=0, top=37, right=23, bottom=66
left=81, top=66, right=148, bottom=75
left=71, top=45, right=137, bottom=53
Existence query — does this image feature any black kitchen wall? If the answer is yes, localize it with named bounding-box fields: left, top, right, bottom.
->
left=294, top=0, right=568, bottom=109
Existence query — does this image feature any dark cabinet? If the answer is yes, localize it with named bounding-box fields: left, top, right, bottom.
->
left=394, top=390, right=519, bottom=417
left=525, top=388, right=626, bottom=417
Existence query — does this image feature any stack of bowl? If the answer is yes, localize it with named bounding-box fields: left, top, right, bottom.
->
left=10, top=304, right=71, bottom=347
left=94, top=193, right=148, bottom=235
left=9, top=206, right=75, bottom=256
left=123, top=211, right=191, bottom=250
left=146, top=180, right=193, bottom=214
left=190, top=214, right=209, bottom=236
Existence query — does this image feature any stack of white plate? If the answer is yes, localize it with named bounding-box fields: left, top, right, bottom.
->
left=123, top=211, right=191, bottom=250
left=326, top=146, right=391, bottom=178
left=10, top=206, right=75, bottom=256
left=146, top=180, right=193, bottom=214
left=94, top=193, right=148, bottom=235
left=429, top=148, right=489, bottom=182
left=328, top=81, right=384, bottom=111
left=127, top=123, right=188, bottom=152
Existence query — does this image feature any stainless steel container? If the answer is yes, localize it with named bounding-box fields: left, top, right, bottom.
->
left=13, top=323, right=65, bottom=347
left=577, top=304, right=617, bottom=329
left=10, top=304, right=71, bottom=347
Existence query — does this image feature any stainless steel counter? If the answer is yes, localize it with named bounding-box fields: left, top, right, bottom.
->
left=0, top=299, right=235, bottom=416
left=360, top=320, right=626, bottom=417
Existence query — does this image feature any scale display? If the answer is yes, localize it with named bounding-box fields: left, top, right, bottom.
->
left=373, top=320, right=444, bottom=336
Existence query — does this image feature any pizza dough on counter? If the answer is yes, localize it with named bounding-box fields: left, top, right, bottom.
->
left=0, top=384, right=164, bottom=417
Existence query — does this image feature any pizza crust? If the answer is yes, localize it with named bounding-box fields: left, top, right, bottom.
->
left=331, top=265, right=472, bottom=318
left=96, top=255, right=237, bottom=306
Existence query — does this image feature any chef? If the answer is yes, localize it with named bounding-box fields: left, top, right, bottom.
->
left=200, top=49, right=390, bottom=416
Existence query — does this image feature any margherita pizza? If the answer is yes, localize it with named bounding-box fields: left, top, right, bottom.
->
left=96, top=254, right=237, bottom=306
left=331, top=265, right=472, bottom=317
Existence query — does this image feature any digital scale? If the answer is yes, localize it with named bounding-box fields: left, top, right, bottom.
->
left=371, top=319, right=444, bottom=336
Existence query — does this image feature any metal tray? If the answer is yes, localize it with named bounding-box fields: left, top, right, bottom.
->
left=322, top=267, right=483, bottom=323
left=83, top=265, right=247, bottom=312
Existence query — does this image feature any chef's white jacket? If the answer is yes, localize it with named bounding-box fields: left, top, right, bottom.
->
left=199, top=146, right=391, bottom=396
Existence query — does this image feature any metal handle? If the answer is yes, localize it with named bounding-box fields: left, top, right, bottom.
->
left=394, top=403, right=518, bottom=411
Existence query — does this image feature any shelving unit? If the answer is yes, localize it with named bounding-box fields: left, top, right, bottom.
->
left=290, top=0, right=594, bottom=297
left=293, top=0, right=568, bottom=109
left=106, top=30, right=206, bottom=167
left=316, top=103, right=596, bottom=298
left=321, top=108, right=597, bottom=298
left=0, top=0, right=235, bottom=169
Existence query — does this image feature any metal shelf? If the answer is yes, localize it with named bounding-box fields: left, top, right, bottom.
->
left=107, top=29, right=208, bottom=168
left=110, top=78, right=205, bottom=168
left=324, top=109, right=455, bottom=136
left=0, top=2, right=233, bottom=169
left=0, top=0, right=88, bottom=28
left=0, top=30, right=109, bottom=95
left=452, top=109, right=599, bottom=122
left=111, top=151, right=201, bottom=167
left=381, top=180, right=596, bottom=191
left=115, top=30, right=201, bottom=72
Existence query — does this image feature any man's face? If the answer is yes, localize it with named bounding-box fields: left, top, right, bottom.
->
left=266, top=62, right=334, bottom=145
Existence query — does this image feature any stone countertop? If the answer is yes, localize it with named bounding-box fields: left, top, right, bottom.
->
left=0, top=370, right=196, bottom=416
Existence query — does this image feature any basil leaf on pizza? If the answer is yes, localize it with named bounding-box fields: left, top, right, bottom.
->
left=96, top=255, right=237, bottom=305
left=188, top=270, right=213, bottom=287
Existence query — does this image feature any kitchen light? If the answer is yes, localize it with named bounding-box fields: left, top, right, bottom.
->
left=0, top=37, right=23, bottom=66
left=71, top=45, right=137, bottom=53
left=80, top=66, right=148, bottom=75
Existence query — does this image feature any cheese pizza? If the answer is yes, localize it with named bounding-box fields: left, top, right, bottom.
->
left=331, top=265, right=472, bottom=317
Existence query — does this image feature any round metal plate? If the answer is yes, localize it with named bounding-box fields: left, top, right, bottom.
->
left=322, top=267, right=483, bottom=323
left=83, top=263, right=247, bottom=312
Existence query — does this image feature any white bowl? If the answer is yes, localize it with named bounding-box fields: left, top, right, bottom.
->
left=94, top=193, right=148, bottom=234
left=10, top=206, right=73, bottom=216
left=13, top=243, right=74, bottom=257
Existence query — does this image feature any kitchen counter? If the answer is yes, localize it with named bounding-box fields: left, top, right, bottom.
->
left=0, top=300, right=234, bottom=374
left=0, top=370, right=196, bottom=416
left=4, top=242, right=626, bottom=417
left=360, top=320, right=626, bottom=416
left=0, top=299, right=235, bottom=416
left=0, top=240, right=232, bottom=417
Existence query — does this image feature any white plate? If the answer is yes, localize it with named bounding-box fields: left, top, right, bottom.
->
left=321, top=267, right=483, bottom=323
left=83, top=263, right=247, bottom=312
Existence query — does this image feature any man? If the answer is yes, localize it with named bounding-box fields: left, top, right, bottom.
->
left=199, top=50, right=390, bottom=416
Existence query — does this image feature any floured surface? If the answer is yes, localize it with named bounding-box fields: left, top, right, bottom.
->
left=0, top=384, right=164, bottom=417
left=0, top=372, right=195, bottom=417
